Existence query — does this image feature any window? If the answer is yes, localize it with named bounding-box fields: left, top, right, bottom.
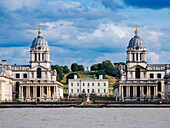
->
left=158, top=82, right=161, bottom=92
left=16, top=74, right=20, bottom=78
left=140, top=53, right=142, bottom=61
left=35, top=53, right=37, bottom=61
left=136, top=53, right=138, bottom=61
left=83, top=83, right=85, bottom=86
left=83, top=89, right=85, bottom=93
left=77, top=83, right=79, bottom=86
left=104, top=83, right=106, bottom=86
left=71, top=83, right=73, bottom=86
left=135, top=68, right=140, bottom=79
left=133, top=53, right=135, bottom=61
left=77, top=89, right=79, bottom=93
left=71, top=89, right=73, bottom=93
left=104, top=89, right=106, bottom=93
left=150, top=74, right=154, bottom=78
left=37, top=68, right=41, bottom=78
left=98, top=89, right=100, bottom=93
left=92, top=83, right=94, bottom=86
left=23, top=74, right=27, bottom=78
left=42, top=53, right=44, bottom=61
left=92, top=89, right=94, bottom=93
left=87, top=89, right=90, bottom=93
left=157, top=74, right=161, bottom=78
left=88, top=83, right=90, bottom=87
left=98, top=83, right=100, bottom=86
left=32, top=72, right=34, bottom=78
left=39, top=53, right=40, bottom=61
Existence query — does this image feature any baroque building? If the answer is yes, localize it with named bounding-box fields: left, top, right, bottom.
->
left=68, top=75, right=108, bottom=97
left=165, top=66, right=170, bottom=100
left=0, top=60, right=13, bottom=101
left=0, top=26, right=63, bottom=102
left=113, top=26, right=170, bottom=101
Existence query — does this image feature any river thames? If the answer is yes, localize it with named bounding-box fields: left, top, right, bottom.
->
left=0, top=108, right=170, bottom=128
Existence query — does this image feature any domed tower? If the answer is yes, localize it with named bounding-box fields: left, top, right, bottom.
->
left=126, top=25, right=147, bottom=69
left=30, top=25, right=51, bottom=69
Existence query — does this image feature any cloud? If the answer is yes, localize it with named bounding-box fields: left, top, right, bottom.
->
left=124, top=0, right=170, bottom=9
left=148, top=52, right=159, bottom=63
left=101, top=0, right=124, bottom=11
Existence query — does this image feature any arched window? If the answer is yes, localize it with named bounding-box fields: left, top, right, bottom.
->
left=135, top=68, right=140, bottom=79
left=158, top=82, right=161, bottom=92
left=37, top=68, right=41, bottom=78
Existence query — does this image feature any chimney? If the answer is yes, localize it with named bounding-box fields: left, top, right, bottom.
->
left=99, top=75, right=103, bottom=80
left=1, top=60, right=6, bottom=66
left=74, top=75, right=77, bottom=80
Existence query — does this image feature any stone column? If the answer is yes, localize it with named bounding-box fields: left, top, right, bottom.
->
left=155, top=85, right=158, bottom=98
left=147, top=86, right=149, bottom=98
left=40, top=53, right=42, bottom=61
left=148, top=86, right=151, bottom=98
left=138, top=53, right=140, bottom=62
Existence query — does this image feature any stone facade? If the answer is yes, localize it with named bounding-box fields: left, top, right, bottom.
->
left=68, top=75, right=108, bottom=97
left=0, top=61, right=13, bottom=101
left=113, top=27, right=170, bottom=101
left=0, top=27, right=63, bottom=102
left=165, top=66, right=170, bottom=100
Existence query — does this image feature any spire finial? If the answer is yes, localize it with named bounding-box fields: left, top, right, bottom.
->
left=38, top=25, right=41, bottom=33
left=135, top=25, right=138, bottom=32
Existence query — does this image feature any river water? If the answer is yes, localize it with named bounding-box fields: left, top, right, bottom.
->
left=0, top=108, right=170, bottom=128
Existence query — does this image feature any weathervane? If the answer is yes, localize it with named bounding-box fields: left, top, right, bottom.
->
left=135, top=25, right=138, bottom=32
left=38, top=25, right=41, bottom=33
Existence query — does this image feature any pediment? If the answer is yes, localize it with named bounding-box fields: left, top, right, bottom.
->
left=29, top=65, right=49, bottom=71
left=128, top=65, right=147, bottom=71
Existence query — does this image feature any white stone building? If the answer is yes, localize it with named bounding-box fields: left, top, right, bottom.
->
left=0, top=60, right=13, bottom=101
left=68, top=75, right=108, bottom=97
left=165, top=66, right=170, bottom=100
left=0, top=26, right=63, bottom=102
left=113, top=26, right=170, bottom=101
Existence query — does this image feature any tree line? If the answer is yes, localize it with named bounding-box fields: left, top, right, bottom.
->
left=51, top=60, right=124, bottom=82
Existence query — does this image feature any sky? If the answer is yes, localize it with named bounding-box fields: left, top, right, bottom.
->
left=0, top=0, right=170, bottom=69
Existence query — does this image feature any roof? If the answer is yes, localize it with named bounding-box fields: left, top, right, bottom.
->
left=127, top=31, right=144, bottom=48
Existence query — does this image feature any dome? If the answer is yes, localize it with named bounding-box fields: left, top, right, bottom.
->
left=127, top=27, right=144, bottom=48
left=31, top=37, right=48, bottom=48
left=31, top=26, right=49, bottom=48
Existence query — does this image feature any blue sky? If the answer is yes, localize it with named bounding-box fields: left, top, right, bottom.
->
left=0, top=0, right=170, bottom=69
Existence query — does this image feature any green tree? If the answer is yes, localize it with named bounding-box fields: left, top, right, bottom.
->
left=51, top=65, right=64, bottom=81
left=102, top=60, right=113, bottom=70
left=113, top=70, right=121, bottom=78
left=63, top=65, right=70, bottom=73
left=78, top=65, right=84, bottom=71
left=71, top=63, right=79, bottom=72
left=91, top=64, right=98, bottom=71
left=66, top=73, right=80, bottom=83
left=96, top=70, right=106, bottom=79
left=97, top=63, right=102, bottom=70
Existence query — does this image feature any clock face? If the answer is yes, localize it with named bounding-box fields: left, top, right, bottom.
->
left=136, top=46, right=139, bottom=50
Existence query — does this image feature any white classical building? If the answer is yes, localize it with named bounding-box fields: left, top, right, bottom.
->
left=68, top=75, right=108, bottom=97
left=165, top=66, right=170, bottom=100
left=0, top=61, right=13, bottom=101
left=113, top=26, right=170, bottom=101
left=0, top=26, right=63, bottom=102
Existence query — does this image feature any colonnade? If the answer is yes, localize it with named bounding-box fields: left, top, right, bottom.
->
left=119, top=85, right=157, bottom=99
left=19, top=85, right=62, bottom=101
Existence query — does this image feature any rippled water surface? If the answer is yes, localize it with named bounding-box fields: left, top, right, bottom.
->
left=0, top=108, right=170, bottom=128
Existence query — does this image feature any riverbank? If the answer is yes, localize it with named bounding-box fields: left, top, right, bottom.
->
left=1, top=103, right=170, bottom=108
